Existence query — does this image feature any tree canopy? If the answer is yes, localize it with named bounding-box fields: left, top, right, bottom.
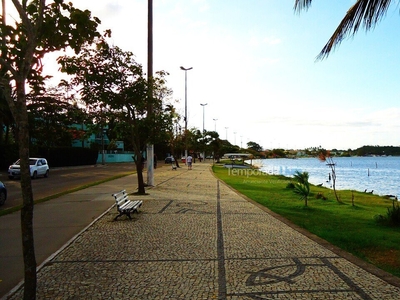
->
left=1, top=1, right=102, bottom=298
left=58, top=40, right=175, bottom=193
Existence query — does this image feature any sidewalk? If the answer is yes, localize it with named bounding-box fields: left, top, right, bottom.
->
left=5, top=163, right=400, bottom=299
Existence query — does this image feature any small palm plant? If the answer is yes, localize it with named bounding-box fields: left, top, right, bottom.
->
left=293, top=171, right=310, bottom=206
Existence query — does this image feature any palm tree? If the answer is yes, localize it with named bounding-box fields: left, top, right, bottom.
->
left=294, top=0, right=396, bottom=59
left=293, top=170, right=310, bottom=206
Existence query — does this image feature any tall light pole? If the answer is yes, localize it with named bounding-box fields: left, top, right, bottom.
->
left=180, top=66, right=193, bottom=163
left=200, top=103, right=207, bottom=161
left=234, top=132, right=237, bottom=145
left=225, top=127, right=228, bottom=141
left=200, top=103, right=208, bottom=133
left=146, top=0, right=154, bottom=186
left=213, top=118, right=218, bottom=132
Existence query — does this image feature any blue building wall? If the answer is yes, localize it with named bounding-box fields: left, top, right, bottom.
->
left=97, top=152, right=135, bottom=164
left=70, top=124, right=131, bottom=163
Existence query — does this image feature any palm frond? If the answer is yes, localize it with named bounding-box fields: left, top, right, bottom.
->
left=317, top=0, right=393, bottom=59
left=294, top=0, right=313, bottom=12
left=293, top=183, right=310, bottom=199
left=293, top=170, right=309, bottom=185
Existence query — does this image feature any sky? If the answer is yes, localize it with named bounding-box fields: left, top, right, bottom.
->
left=40, top=0, right=400, bottom=150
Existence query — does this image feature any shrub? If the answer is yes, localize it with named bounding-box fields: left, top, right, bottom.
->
left=286, top=182, right=295, bottom=189
left=375, top=200, right=400, bottom=227
left=316, top=192, right=327, bottom=200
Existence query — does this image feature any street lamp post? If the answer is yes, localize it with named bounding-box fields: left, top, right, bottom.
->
left=200, top=103, right=208, bottom=161
left=200, top=103, right=208, bottom=134
left=213, top=118, right=218, bottom=132
left=146, top=0, right=154, bottom=186
left=180, top=66, right=193, bottom=164
left=225, top=127, right=228, bottom=141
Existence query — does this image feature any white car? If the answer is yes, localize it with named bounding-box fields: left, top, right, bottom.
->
left=8, top=158, right=50, bottom=179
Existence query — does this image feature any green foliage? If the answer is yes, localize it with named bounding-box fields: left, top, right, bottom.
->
left=315, top=192, right=327, bottom=200
left=0, top=2, right=103, bottom=298
left=0, top=143, right=19, bottom=169
left=293, top=171, right=310, bottom=206
left=58, top=40, right=175, bottom=194
left=27, top=86, right=86, bottom=148
left=294, top=182, right=310, bottom=199
left=247, top=141, right=263, bottom=152
left=293, top=170, right=309, bottom=185
left=356, top=145, right=400, bottom=156
left=58, top=41, right=174, bottom=151
left=266, top=148, right=286, bottom=158
left=286, top=182, right=295, bottom=189
left=33, top=146, right=98, bottom=167
left=1, top=1, right=101, bottom=87
left=375, top=200, right=400, bottom=227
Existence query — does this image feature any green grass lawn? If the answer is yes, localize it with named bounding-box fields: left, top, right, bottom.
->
left=213, top=164, right=400, bottom=277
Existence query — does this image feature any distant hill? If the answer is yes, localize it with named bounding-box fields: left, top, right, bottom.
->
left=355, top=146, right=400, bottom=156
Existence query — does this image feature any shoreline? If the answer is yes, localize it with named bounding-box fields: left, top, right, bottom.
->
left=250, top=156, right=400, bottom=198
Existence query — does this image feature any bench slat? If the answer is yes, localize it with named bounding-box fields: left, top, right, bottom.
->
left=116, top=197, right=129, bottom=206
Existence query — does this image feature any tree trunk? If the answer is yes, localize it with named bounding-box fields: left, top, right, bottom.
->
left=15, top=80, right=37, bottom=299
left=172, top=155, right=180, bottom=168
left=135, top=156, right=146, bottom=194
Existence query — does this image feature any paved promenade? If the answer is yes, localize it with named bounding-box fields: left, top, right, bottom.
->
left=5, top=163, right=400, bottom=299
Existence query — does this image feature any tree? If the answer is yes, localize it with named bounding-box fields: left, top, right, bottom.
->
left=318, top=149, right=341, bottom=203
left=113, top=70, right=174, bottom=193
left=247, top=141, right=263, bottom=152
left=165, top=108, right=183, bottom=167
left=220, top=139, right=240, bottom=156
left=186, top=128, right=203, bottom=157
left=203, top=130, right=221, bottom=161
left=294, top=0, right=395, bottom=59
left=0, top=1, right=101, bottom=297
left=59, top=41, right=174, bottom=194
left=271, top=148, right=286, bottom=158
left=27, top=85, right=86, bottom=148
left=0, top=87, right=14, bottom=145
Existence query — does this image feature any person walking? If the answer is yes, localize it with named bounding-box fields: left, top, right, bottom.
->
left=187, top=154, right=193, bottom=170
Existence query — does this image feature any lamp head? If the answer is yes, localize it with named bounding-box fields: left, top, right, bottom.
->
left=180, top=66, right=193, bottom=71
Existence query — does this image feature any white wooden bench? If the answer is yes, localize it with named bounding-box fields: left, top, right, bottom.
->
left=112, top=190, right=143, bottom=220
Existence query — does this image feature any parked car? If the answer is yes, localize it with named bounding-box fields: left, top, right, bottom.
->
left=0, top=181, right=6, bottom=206
left=8, top=158, right=49, bottom=179
left=164, top=156, right=175, bottom=164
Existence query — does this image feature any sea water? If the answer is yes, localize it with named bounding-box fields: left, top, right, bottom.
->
left=254, top=156, right=400, bottom=197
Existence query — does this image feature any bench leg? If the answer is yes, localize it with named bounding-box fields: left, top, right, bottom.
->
left=114, top=213, right=123, bottom=221
left=114, top=211, right=133, bottom=221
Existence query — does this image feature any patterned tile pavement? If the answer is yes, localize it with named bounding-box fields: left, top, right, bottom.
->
left=6, top=163, right=400, bottom=299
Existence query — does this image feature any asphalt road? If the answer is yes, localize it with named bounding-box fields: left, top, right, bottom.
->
left=0, top=163, right=137, bottom=211
left=0, top=162, right=139, bottom=299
